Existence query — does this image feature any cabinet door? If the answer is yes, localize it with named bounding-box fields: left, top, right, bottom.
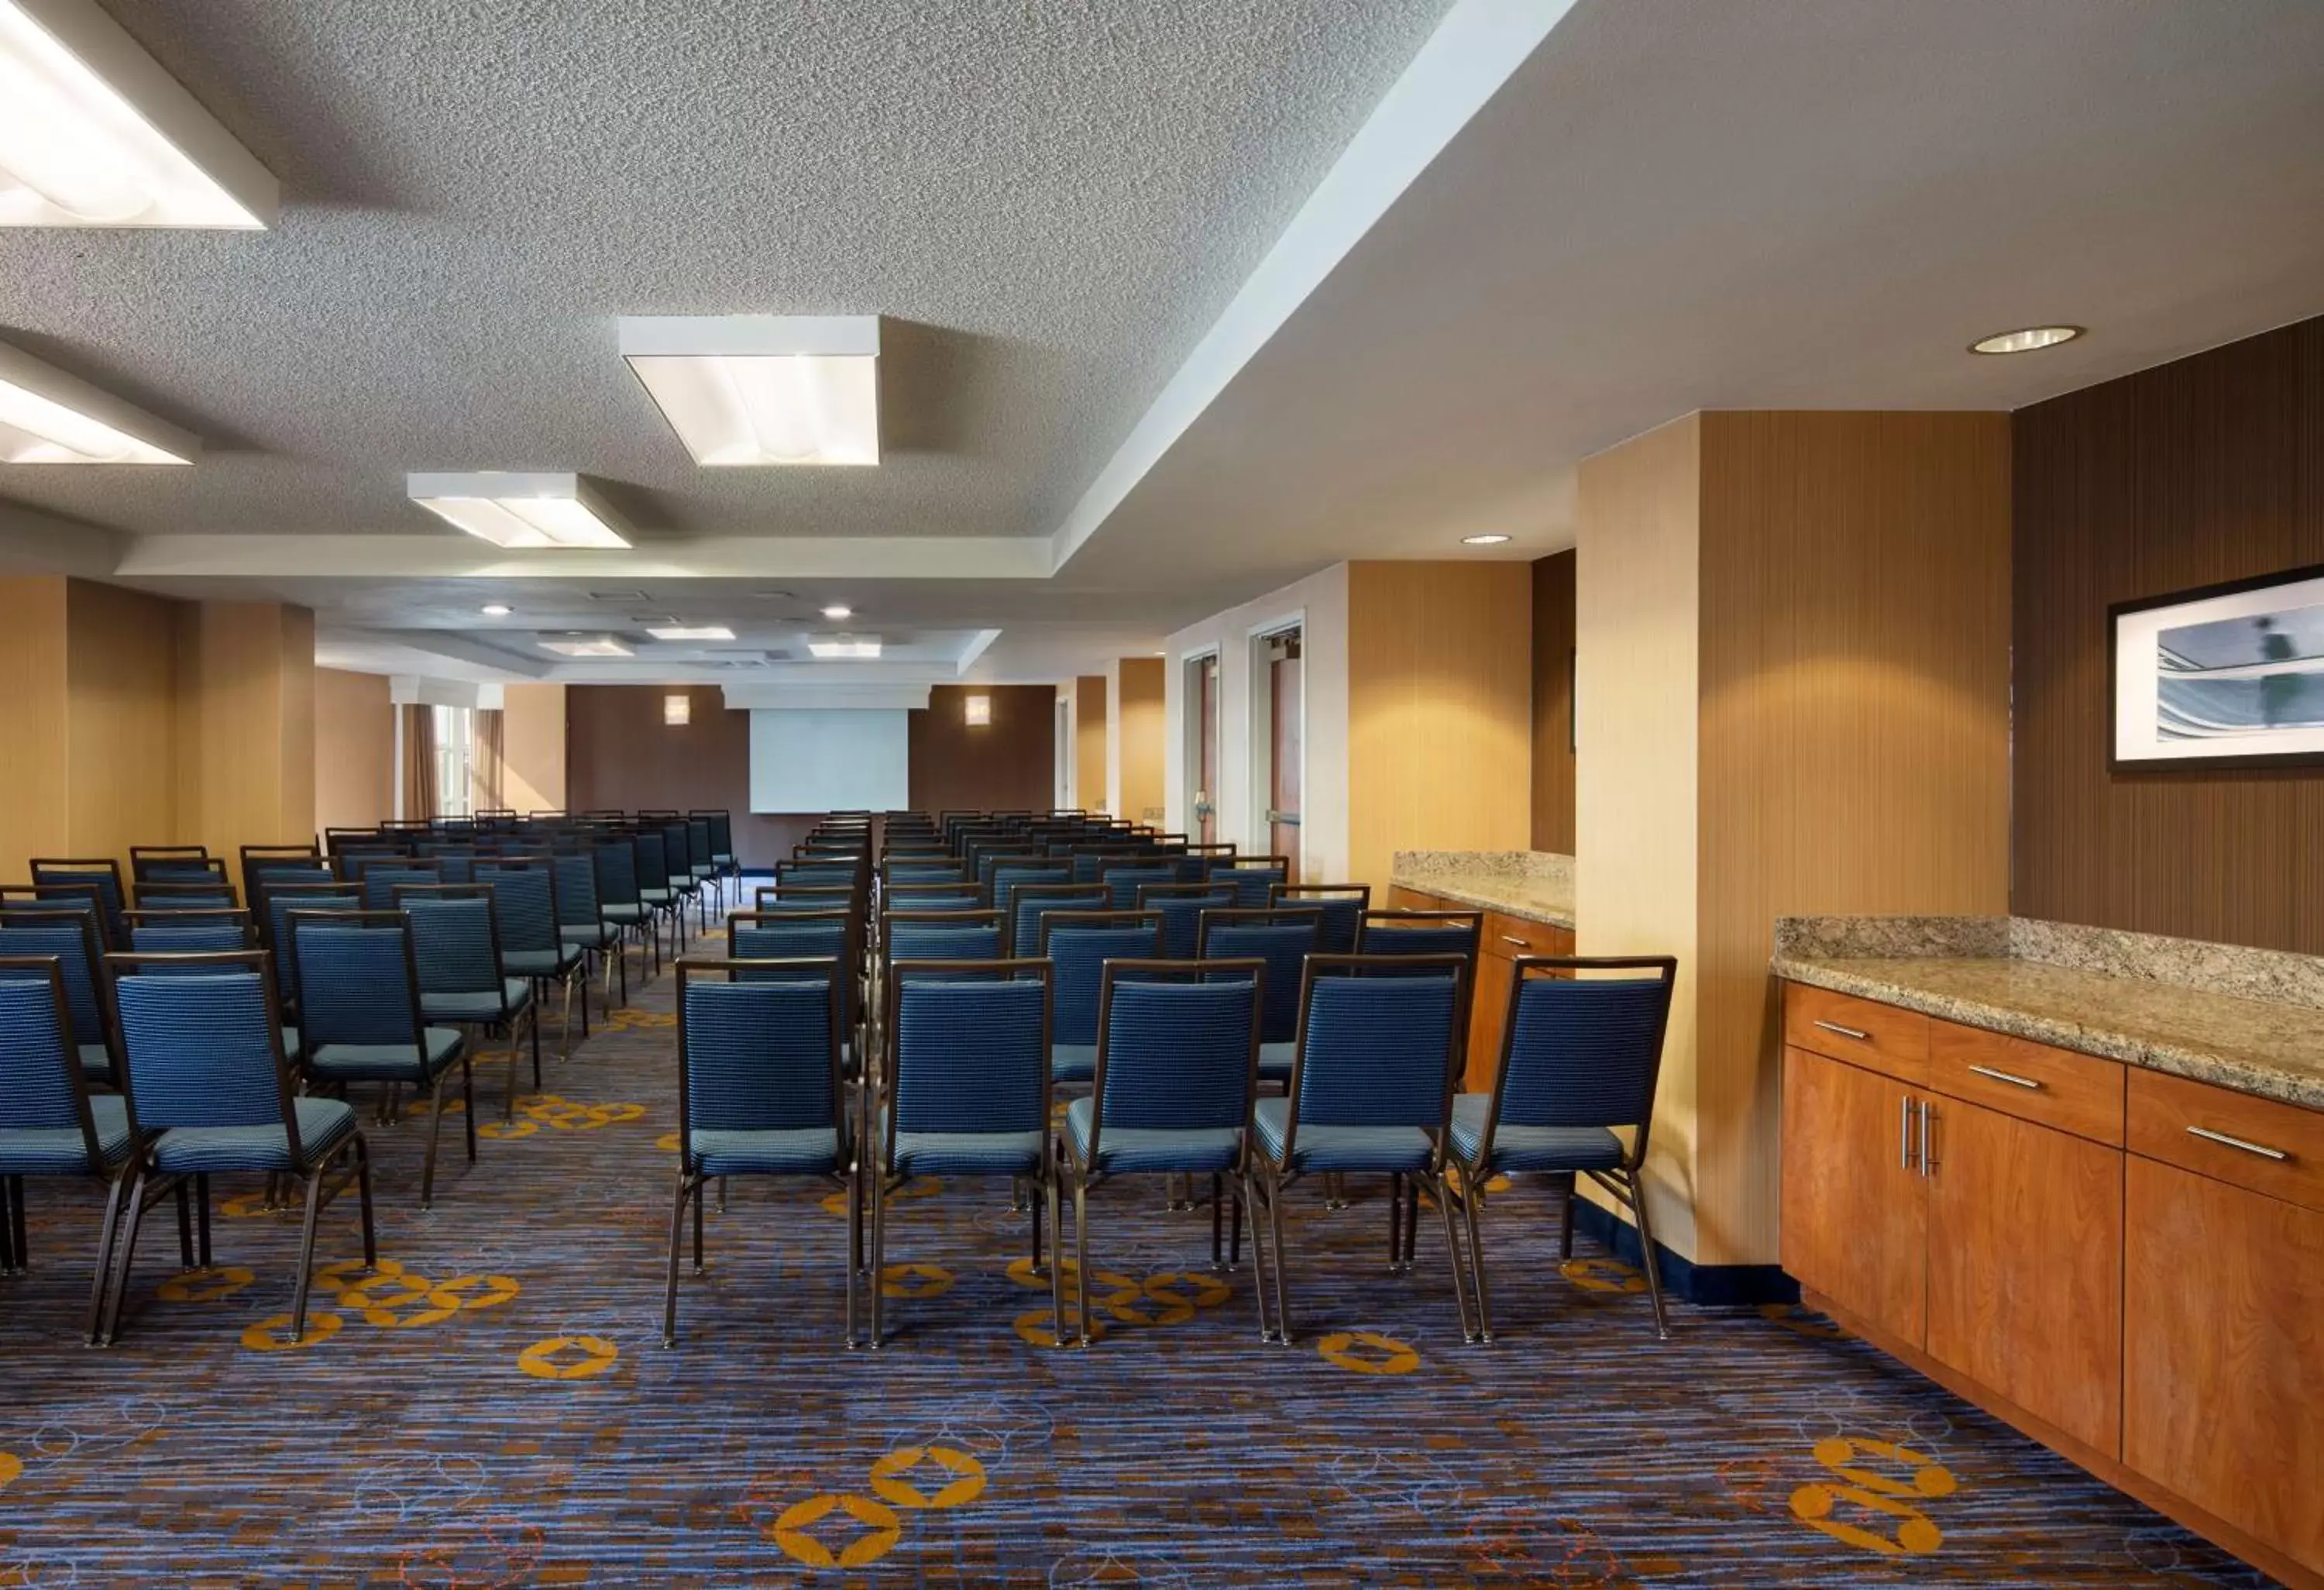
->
left=2125, top=1155, right=2324, bottom=1578
left=1925, top=1096, right=2123, bottom=1454
left=1464, top=949, right=1514, bottom=1094
left=1781, top=1047, right=1926, bottom=1344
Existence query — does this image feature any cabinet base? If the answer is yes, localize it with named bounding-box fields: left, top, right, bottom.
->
left=1804, top=1290, right=2322, bottom=1590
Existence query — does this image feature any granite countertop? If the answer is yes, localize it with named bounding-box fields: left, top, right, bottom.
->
left=1774, top=917, right=2324, bottom=1112
left=1388, top=850, right=1575, bottom=930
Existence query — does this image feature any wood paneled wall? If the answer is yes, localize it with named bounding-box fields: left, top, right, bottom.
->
left=500, top=683, right=567, bottom=813
left=175, top=602, right=317, bottom=860
left=1113, top=659, right=1166, bottom=824
left=2014, top=315, right=2324, bottom=953
left=66, top=580, right=180, bottom=868
left=1074, top=676, right=1107, bottom=814
left=908, top=685, right=1058, bottom=815
left=0, top=576, right=71, bottom=878
left=315, top=667, right=394, bottom=833
left=565, top=685, right=815, bottom=868
left=1531, top=550, right=1576, bottom=853
left=1346, top=561, right=1534, bottom=892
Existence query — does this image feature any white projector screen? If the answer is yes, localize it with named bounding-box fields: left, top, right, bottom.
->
left=748, top=709, right=909, bottom=813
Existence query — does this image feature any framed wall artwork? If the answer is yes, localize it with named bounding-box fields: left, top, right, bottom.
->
left=2112, top=562, right=2324, bottom=771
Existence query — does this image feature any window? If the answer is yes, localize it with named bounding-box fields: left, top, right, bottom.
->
left=431, top=704, right=475, bottom=818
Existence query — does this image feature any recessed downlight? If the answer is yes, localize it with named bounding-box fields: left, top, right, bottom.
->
left=480, top=603, right=511, bottom=617
left=820, top=604, right=853, bottom=620
left=1969, top=325, right=2082, bottom=356
left=648, top=625, right=734, bottom=642
left=1461, top=533, right=1511, bottom=545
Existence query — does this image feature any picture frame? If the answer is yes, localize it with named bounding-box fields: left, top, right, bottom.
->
left=2110, top=561, right=2324, bottom=773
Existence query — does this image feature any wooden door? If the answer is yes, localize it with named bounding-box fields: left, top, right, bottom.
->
left=1780, top=1048, right=1926, bottom=1344
left=1464, top=949, right=1514, bottom=1094
left=2124, top=1155, right=2324, bottom=1578
left=1193, top=656, right=1219, bottom=845
left=1268, top=635, right=1301, bottom=873
left=1925, top=1096, right=2123, bottom=1453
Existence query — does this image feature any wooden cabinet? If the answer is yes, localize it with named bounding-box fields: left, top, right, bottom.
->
left=1780, top=1046, right=1926, bottom=1342
left=1388, top=885, right=1573, bottom=1091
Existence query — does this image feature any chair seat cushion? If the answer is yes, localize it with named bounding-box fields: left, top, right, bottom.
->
left=1258, top=1040, right=1296, bottom=1081
left=1064, top=1096, right=1239, bottom=1175
left=420, top=980, right=531, bottom=1023
left=561, top=924, right=618, bottom=949
left=689, top=1126, right=840, bottom=1177
left=601, top=905, right=646, bottom=924
left=153, top=1096, right=357, bottom=1175
left=712, top=852, right=736, bottom=867
left=690, top=865, right=717, bottom=879
left=503, top=948, right=577, bottom=977
left=1449, top=1093, right=1624, bottom=1174
left=0, top=1093, right=133, bottom=1175
left=639, top=889, right=674, bottom=905
left=1050, top=1042, right=1097, bottom=1083
left=308, top=1027, right=465, bottom=1083
left=890, top=1128, right=1046, bottom=1178
left=1252, top=1098, right=1432, bottom=1173
left=77, top=1041, right=112, bottom=1081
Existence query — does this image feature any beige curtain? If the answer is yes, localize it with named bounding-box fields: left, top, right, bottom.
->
left=472, top=707, right=506, bottom=812
left=401, top=704, right=438, bottom=821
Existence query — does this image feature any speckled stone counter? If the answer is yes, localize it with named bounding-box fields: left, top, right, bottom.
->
left=1389, top=850, right=1575, bottom=930
left=1773, top=915, right=2324, bottom=1111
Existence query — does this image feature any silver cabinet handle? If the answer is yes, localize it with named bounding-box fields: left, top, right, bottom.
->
left=1919, top=1100, right=1937, bottom=1176
left=1899, top=1096, right=1915, bottom=1170
left=1814, top=1019, right=1870, bottom=1041
left=2186, top=1125, right=2291, bottom=1162
left=1500, top=934, right=1531, bottom=948
left=1968, top=1064, right=2043, bottom=1090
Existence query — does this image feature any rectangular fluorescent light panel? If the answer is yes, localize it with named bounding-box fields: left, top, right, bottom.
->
left=0, top=0, right=277, bottom=227
left=647, top=625, right=734, bottom=642
left=964, top=693, right=992, bottom=726
left=620, top=315, right=879, bottom=466
left=664, top=693, right=690, bottom=725
left=407, top=472, right=632, bottom=549
left=0, top=337, right=194, bottom=463
left=538, top=636, right=633, bottom=658
left=808, top=638, right=882, bottom=659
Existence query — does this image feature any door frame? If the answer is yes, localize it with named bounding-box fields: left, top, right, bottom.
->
left=1245, top=611, right=1305, bottom=871
left=1181, top=646, right=1222, bottom=841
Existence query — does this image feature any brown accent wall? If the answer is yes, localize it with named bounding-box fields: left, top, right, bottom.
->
left=1074, top=676, right=1108, bottom=814
left=1115, top=659, right=1167, bottom=824
left=1531, top=550, right=1576, bottom=853
left=315, top=668, right=394, bottom=834
left=909, top=685, right=1058, bottom=815
left=564, top=685, right=815, bottom=868
left=2013, top=315, right=2324, bottom=953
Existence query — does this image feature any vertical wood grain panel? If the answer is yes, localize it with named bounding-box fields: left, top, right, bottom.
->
left=277, top=605, right=315, bottom=844
left=1074, top=676, right=1107, bottom=813
left=1116, top=659, right=1167, bottom=824
left=500, top=683, right=568, bottom=813
left=909, top=685, right=1057, bottom=814
left=1531, top=549, right=1576, bottom=853
left=315, top=667, right=394, bottom=832
left=0, top=576, right=71, bottom=878
left=565, top=685, right=813, bottom=867
left=2015, top=315, right=2324, bottom=952
left=1345, top=560, right=1533, bottom=892
left=64, top=579, right=179, bottom=868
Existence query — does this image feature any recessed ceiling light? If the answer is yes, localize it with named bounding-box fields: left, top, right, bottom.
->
left=480, top=603, right=511, bottom=617
left=0, top=338, right=195, bottom=463
left=538, top=635, right=633, bottom=658
left=808, top=636, right=882, bottom=659
left=1461, top=533, right=1511, bottom=545
left=620, top=315, right=880, bottom=466
left=407, top=472, right=632, bottom=549
left=820, top=604, right=853, bottom=620
left=1969, top=325, right=2082, bottom=356
left=648, top=625, right=734, bottom=642
left=0, top=0, right=277, bottom=228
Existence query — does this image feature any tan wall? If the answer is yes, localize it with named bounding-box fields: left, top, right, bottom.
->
left=500, top=683, right=567, bottom=814
left=1074, top=676, right=1108, bottom=814
left=1346, top=561, right=1534, bottom=893
left=0, top=576, right=71, bottom=878
left=1531, top=551, right=1576, bottom=854
left=315, top=668, right=394, bottom=833
left=66, top=580, right=180, bottom=869
left=1113, top=658, right=1166, bottom=825
left=176, top=601, right=318, bottom=859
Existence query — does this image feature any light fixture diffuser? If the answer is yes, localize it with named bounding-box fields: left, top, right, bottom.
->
left=0, top=337, right=195, bottom=463
left=1460, top=533, right=1511, bottom=545
left=964, top=693, right=992, bottom=726
left=807, top=636, right=882, bottom=659
left=647, top=625, right=734, bottom=641
left=663, top=693, right=691, bottom=725
left=407, top=472, right=632, bottom=549
left=538, top=635, right=633, bottom=658
left=0, top=0, right=277, bottom=227
left=620, top=315, right=880, bottom=466
left=1969, top=325, right=2082, bottom=356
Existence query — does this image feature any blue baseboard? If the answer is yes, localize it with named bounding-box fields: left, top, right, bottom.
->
left=1570, top=1199, right=1800, bottom=1308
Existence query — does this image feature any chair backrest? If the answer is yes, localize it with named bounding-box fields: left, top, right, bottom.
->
left=884, top=860, right=966, bottom=886
left=887, top=965, right=1051, bottom=1139
left=129, top=845, right=211, bottom=880
left=399, top=891, right=506, bottom=996
left=632, top=831, right=669, bottom=892
left=362, top=862, right=442, bottom=910
left=288, top=912, right=425, bottom=1053
left=1089, top=961, right=1264, bottom=1139
left=0, top=911, right=108, bottom=1045
left=29, top=859, right=125, bottom=942
left=1197, top=909, right=1320, bottom=1044
left=593, top=840, right=641, bottom=909
left=727, top=914, right=853, bottom=1011
left=885, top=883, right=986, bottom=917
left=989, top=859, right=1071, bottom=923
left=551, top=852, right=600, bottom=926
left=473, top=862, right=559, bottom=955
left=885, top=912, right=1005, bottom=969
left=1271, top=884, right=1370, bottom=955
left=242, top=847, right=332, bottom=907
left=686, top=818, right=713, bottom=869
left=778, top=861, right=859, bottom=891
left=1041, top=912, right=1164, bottom=1046
left=1480, top=958, right=1677, bottom=1158
left=1009, top=883, right=1109, bottom=957
left=133, top=879, right=239, bottom=910
left=659, top=821, right=694, bottom=881
left=678, top=959, right=845, bottom=1144
left=1358, top=910, right=1483, bottom=963
left=1207, top=859, right=1291, bottom=909
left=690, top=810, right=734, bottom=861
left=1070, top=848, right=1141, bottom=884
left=125, top=911, right=258, bottom=969
left=1289, top=955, right=1465, bottom=1131
left=1133, top=884, right=1233, bottom=960
left=0, top=958, right=113, bottom=1167
left=108, top=951, right=296, bottom=1136
left=262, top=886, right=363, bottom=1002
left=1098, top=859, right=1182, bottom=911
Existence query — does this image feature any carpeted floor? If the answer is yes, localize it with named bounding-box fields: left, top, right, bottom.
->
left=0, top=933, right=2283, bottom=1587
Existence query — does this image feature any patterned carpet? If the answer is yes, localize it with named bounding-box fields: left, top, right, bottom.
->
left=0, top=933, right=2283, bottom=1588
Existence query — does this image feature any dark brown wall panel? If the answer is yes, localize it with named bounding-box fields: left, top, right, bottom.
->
left=563, top=685, right=814, bottom=869
left=909, top=685, right=1057, bottom=815
left=2013, top=315, right=2324, bottom=952
left=1531, top=549, right=1576, bottom=853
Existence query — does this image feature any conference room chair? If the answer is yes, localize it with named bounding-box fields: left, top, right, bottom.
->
left=0, top=958, right=136, bottom=1344
left=1040, top=911, right=1164, bottom=1089
left=1244, top=954, right=1473, bottom=1346
left=755, top=883, right=861, bottom=914
left=663, top=958, right=858, bottom=1348
left=1007, top=882, right=1109, bottom=958
left=128, top=845, right=213, bottom=880
left=656, top=820, right=707, bottom=934
left=1196, top=908, right=1321, bottom=1090
left=989, top=859, right=1071, bottom=924
left=132, top=878, right=239, bottom=911
left=29, top=859, right=126, bottom=945
left=633, top=831, right=683, bottom=962
left=690, top=809, right=741, bottom=906
left=361, top=860, right=443, bottom=911
left=1205, top=856, right=1294, bottom=910
left=395, top=888, right=537, bottom=1122
left=260, top=883, right=363, bottom=1024
left=550, top=852, right=618, bottom=1029
left=98, top=950, right=375, bottom=1347
left=870, top=960, right=1061, bottom=1348
left=1357, top=909, right=1484, bottom=962
left=1135, top=883, right=1236, bottom=961
left=1053, top=959, right=1265, bottom=1346
left=122, top=908, right=256, bottom=957
left=240, top=845, right=334, bottom=913
left=1270, top=884, right=1371, bottom=955
left=0, top=908, right=115, bottom=1084
left=883, top=883, right=985, bottom=921
left=1446, top=955, right=1679, bottom=1344
left=1178, top=841, right=1238, bottom=883
left=473, top=861, right=586, bottom=1064
left=1096, top=858, right=1181, bottom=912
left=591, top=838, right=650, bottom=996
left=288, top=911, right=475, bottom=1209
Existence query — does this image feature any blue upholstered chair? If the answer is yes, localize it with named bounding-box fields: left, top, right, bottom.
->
left=1206, top=857, right=1291, bottom=910
left=475, top=861, right=584, bottom=1063
left=1008, top=882, right=1107, bottom=957
left=883, top=860, right=966, bottom=888
left=1245, top=955, right=1473, bottom=1345
left=1136, top=883, right=1235, bottom=960
left=665, top=958, right=857, bottom=1347
left=871, top=963, right=1061, bottom=1347
left=551, top=852, right=617, bottom=1027
left=990, top=859, right=1071, bottom=927
left=396, top=889, right=536, bottom=1122
left=1070, top=848, right=1139, bottom=885
left=0, top=958, right=136, bottom=1344
left=593, top=838, right=648, bottom=996
left=29, top=859, right=126, bottom=945
left=683, top=817, right=717, bottom=905
left=882, top=912, right=1005, bottom=972
left=262, top=884, right=363, bottom=1016
left=658, top=819, right=706, bottom=935
left=691, top=809, right=741, bottom=903
left=631, top=831, right=679, bottom=965
left=129, top=845, right=213, bottom=881
left=132, top=879, right=239, bottom=911
left=123, top=909, right=256, bottom=959
left=1196, top=908, right=1320, bottom=1087
left=241, top=847, right=335, bottom=914
left=882, top=884, right=986, bottom=920
left=1177, top=845, right=1237, bottom=883
left=361, top=861, right=442, bottom=910
left=0, top=910, right=115, bottom=1083
left=289, top=912, right=474, bottom=1208
left=1040, top=912, right=1163, bottom=1086
left=755, top=884, right=859, bottom=916
left=98, top=951, right=374, bottom=1346
left=1449, top=956, right=1679, bottom=1342
left=1054, top=962, right=1264, bottom=1344
left=1271, top=884, right=1370, bottom=955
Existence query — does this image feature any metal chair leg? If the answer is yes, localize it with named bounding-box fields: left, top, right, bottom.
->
left=1621, top=1169, right=1673, bottom=1340
left=1432, top=1171, right=1477, bottom=1344
left=461, top=1055, right=478, bottom=1163
left=868, top=1155, right=889, bottom=1348
left=1463, top=1171, right=1496, bottom=1343
left=1263, top=1167, right=1295, bottom=1344
left=288, top=1167, right=328, bottom=1342
left=1071, top=1164, right=1093, bottom=1347
left=692, top=1165, right=706, bottom=1275
left=172, top=1178, right=194, bottom=1270
left=84, top=1168, right=129, bottom=1346
left=421, top=1068, right=447, bottom=1210
left=101, top=1167, right=153, bottom=1346
left=194, top=1172, right=212, bottom=1268
left=1048, top=1158, right=1069, bottom=1349
left=354, top=1134, right=377, bottom=1267
left=1560, top=1174, right=1578, bottom=1258
left=0, top=1176, right=17, bottom=1273
left=1242, top=1171, right=1275, bottom=1340
left=843, top=1160, right=861, bottom=1350
left=1387, top=1172, right=1404, bottom=1273
left=662, top=1170, right=692, bottom=1347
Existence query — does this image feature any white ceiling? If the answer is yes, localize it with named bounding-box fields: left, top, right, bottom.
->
left=4, top=0, right=2323, bottom=684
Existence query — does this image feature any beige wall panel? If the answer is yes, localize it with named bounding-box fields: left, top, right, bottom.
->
left=1115, top=658, right=1167, bottom=826
left=0, top=576, right=72, bottom=878
left=1074, top=676, right=1108, bottom=814
left=315, top=668, right=394, bottom=834
left=64, top=579, right=179, bottom=869
left=500, top=683, right=567, bottom=813
left=277, top=605, right=315, bottom=843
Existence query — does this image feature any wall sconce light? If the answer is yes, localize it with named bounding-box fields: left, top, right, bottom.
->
left=664, top=693, right=690, bottom=726
left=964, top=693, right=992, bottom=727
